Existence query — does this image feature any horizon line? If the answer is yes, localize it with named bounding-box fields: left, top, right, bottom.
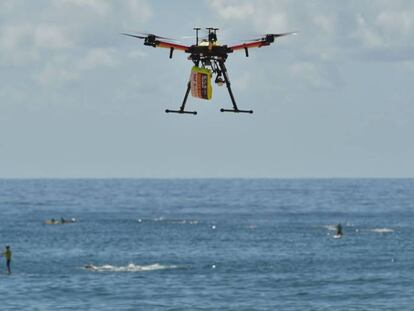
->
left=1, top=176, right=413, bottom=180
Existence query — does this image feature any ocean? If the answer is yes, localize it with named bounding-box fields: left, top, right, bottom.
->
left=0, top=179, right=413, bottom=310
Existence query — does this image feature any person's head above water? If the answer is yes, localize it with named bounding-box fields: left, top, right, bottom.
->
left=6, top=245, right=9, bottom=249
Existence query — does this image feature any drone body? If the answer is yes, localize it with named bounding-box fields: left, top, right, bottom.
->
left=123, top=28, right=295, bottom=115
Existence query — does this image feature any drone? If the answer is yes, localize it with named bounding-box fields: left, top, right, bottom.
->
left=123, top=28, right=295, bottom=115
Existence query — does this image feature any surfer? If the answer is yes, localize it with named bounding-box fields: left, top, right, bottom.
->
left=84, top=264, right=97, bottom=271
left=2, top=245, right=12, bottom=274
left=335, top=223, right=343, bottom=237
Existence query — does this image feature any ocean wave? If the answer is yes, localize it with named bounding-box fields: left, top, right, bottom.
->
left=370, top=228, right=394, bottom=233
left=83, top=263, right=178, bottom=272
left=137, top=218, right=199, bottom=225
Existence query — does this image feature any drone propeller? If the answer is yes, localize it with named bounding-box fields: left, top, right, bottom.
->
left=122, top=32, right=178, bottom=42
left=269, top=31, right=297, bottom=38
left=121, top=33, right=147, bottom=40
left=136, top=32, right=178, bottom=41
left=180, top=35, right=208, bottom=40
left=245, top=31, right=297, bottom=42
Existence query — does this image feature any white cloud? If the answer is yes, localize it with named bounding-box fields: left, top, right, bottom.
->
left=259, top=12, right=289, bottom=33
left=350, top=6, right=414, bottom=62
left=350, top=4, right=414, bottom=60
left=376, top=10, right=413, bottom=36
left=126, top=0, right=152, bottom=22
left=0, top=0, right=153, bottom=88
left=353, top=14, right=384, bottom=49
left=36, top=48, right=119, bottom=87
left=0, top=23, right=31, bottom=50
left=36, top=57, right=79, bottom=87
left=54, top=0, right=111, bottom=17
left=0, top=22, right=73, bottom=66
left=77, top=48, right=118, bottom=70
left=209, top=0, right=254, bottom=20
left=207, top=0, right=414, bottom=63
left=0, top=23, right=39, bottom=65
left=34, top=24, right=73, bottom=49
left=0, top=1, right=152, bottom=61
left=290, top=62, right=336, bottom=90
left=0, top=22, right=71, bottom=52
left=313, top=15, right=336, bottom=38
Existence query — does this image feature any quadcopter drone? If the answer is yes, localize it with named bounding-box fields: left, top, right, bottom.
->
left=123, top=28, right=295, bottom=115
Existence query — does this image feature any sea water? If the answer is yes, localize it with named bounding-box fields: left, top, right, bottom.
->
left=0, top=179, right=413, bottom=310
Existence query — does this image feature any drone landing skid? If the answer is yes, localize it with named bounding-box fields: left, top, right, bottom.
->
left=220, top=108, right=253, bottom=114
left=165, top=81, right=197, bottom=115
left=165, top=109, right=197, bottom=115
left=165, top=62, right=254, bottom=115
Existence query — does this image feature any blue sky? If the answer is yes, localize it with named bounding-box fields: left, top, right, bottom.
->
left=0, top=0, right=413, bottom=178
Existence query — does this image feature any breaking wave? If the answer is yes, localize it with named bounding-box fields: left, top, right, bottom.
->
left=370, top=228, right=394, bottom=233
left=84, top=263, right=179, bottom=272
left=137, top=218, right=199, bottom=225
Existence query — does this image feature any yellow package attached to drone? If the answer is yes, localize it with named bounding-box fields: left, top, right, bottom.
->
left=190, top=66, right=212, bottom=100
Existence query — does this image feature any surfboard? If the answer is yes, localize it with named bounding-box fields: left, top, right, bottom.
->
left=44, top=218, right=76, bottom=225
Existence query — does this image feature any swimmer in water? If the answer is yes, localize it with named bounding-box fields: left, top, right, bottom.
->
left=2, top=245, right=12, bottom=274
left=336, top=223, right=343, bottom=236
left=84, top=264, right=97, bottom=271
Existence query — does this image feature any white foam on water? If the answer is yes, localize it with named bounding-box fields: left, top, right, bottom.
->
left=171, top=219, right=199, bottom=225
left=139, top=218, right=199, bottom=225
left=84, top=263, right=178, bottom=272
left=370, top=228, right=394, bottom=233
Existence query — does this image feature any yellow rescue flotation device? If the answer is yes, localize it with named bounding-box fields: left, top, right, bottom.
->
left=190, top=66, right=212, bottom=100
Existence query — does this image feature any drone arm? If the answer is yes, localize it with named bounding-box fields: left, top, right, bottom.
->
left=156, top=40, right=189, bottom=52
left=228, top=32, right=295, bottom=53
left=123, top=33, right=190, bottom=52
left=228, top=41, right=270, bottom=53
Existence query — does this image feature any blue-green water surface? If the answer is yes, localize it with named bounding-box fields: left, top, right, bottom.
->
left=0, top=179, right=413, bottom=310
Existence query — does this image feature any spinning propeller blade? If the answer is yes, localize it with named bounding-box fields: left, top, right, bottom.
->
left=244, top=32, right=297, bottom=42
left=269, top=31, right=298, bottom=38
left=122, top=32, right=178, bottom=42
left=137, top=32, right=178, bottom=41
left=180, top=35, right=208, bottom=40
left=121, top=33, right=147, bottom=39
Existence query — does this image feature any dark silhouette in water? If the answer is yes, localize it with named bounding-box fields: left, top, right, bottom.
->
left=335, top=223, right=343, bottom=237
left=2, top=245, right=12, bottom=274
